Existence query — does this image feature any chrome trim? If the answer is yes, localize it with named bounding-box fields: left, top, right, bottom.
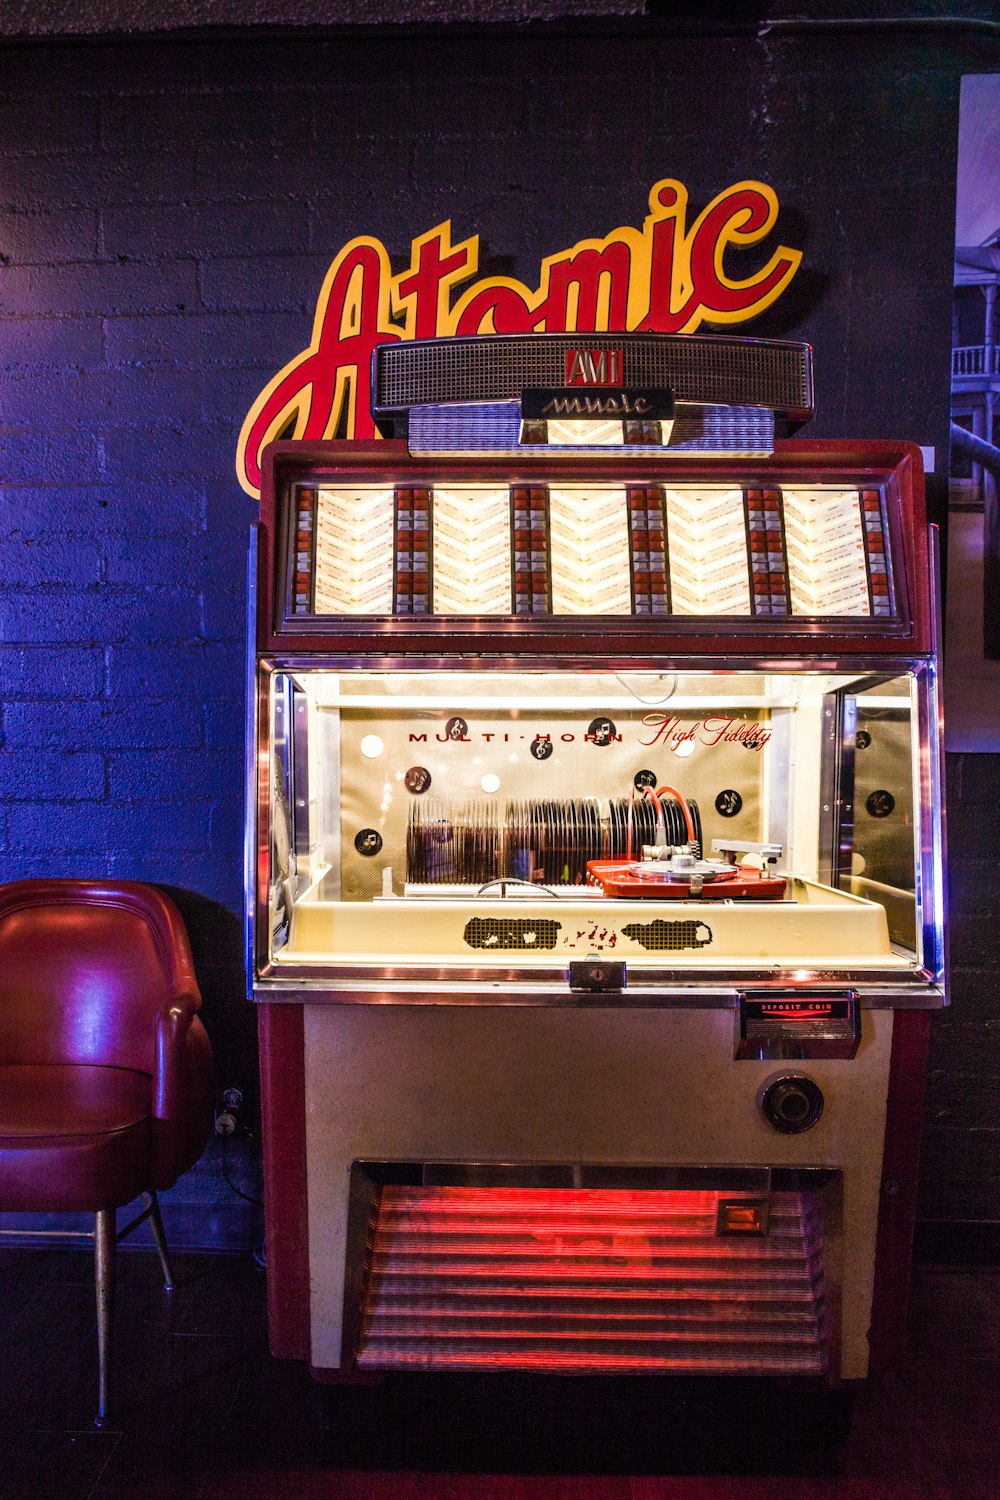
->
left=252, top=978, right=946, bottom=1009
left=406, top=399, right=776, bottom=458
left=817, top=689, right=839, bottom=887
left=259, top=649, right=933, bottom=677
left=254, top=659, right=276, bottom=984
left=243, top=525, right=259, bottom=996
left=276, top=612, right=916, bottom=643
left=356, top=1160, right=784, bottom=1191
left=291, top=684, right=312, bottom=881
left=919, top=526, right=948, bottom=990
left=834, top=692, right=859, bottom=888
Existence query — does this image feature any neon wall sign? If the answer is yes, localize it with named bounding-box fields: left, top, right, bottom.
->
left=237, top=177, right=802, bottom=498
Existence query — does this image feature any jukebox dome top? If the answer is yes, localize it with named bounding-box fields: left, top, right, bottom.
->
left=371, top=331, right=814, bottom=438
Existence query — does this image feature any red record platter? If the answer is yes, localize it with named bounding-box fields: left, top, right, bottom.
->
left=586, top=860, right=787, bottom=900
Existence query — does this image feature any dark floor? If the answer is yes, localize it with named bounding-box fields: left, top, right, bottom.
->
left=0, top=1247, right=996, bottom=1500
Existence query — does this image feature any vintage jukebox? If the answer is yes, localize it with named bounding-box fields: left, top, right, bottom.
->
left=248, top=333, right=945, bottom=1383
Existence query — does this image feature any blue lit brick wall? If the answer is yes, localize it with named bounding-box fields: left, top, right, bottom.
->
left=0, top=23, right=996, bottom=1247
left=0, top=40, right=270, bottom=1149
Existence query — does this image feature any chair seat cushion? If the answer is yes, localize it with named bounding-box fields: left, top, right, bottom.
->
left=0, top=1064, right=153, bottom=1212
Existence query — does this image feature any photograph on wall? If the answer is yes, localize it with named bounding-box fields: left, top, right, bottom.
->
left=946, top=73, right=1000, bottom=751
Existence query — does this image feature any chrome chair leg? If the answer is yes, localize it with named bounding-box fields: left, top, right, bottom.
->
left=94, top=1207, right=116, bottom=1429
left=145, top=1190, right=174, bottom=1291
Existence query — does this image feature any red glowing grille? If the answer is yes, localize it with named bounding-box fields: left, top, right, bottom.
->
left=762, top=1005, right=836, bottom=1020
left=355, top=1187, right=827, bottom=1374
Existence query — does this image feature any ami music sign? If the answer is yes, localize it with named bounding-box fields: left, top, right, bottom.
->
left=236, top=177, right=803, bottom=498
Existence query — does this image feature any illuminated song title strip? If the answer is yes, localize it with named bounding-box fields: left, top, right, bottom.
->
left=549, top=486, right=632, bottom=615
left=313, top=487, right=394, bottom=615
left=432, top=488, right=513, bottom=615
left=783, top=488, right=870, bottom=616
left=663, top=487, right=752, bottom=616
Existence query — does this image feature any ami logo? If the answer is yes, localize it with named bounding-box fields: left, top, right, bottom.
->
left=564, top=347, right=623, bottom=386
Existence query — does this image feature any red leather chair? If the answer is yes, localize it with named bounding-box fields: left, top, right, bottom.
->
left=0, top=880, right=214, bottom=1426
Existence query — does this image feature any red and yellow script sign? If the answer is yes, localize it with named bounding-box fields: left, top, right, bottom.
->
left=236, top=177, right=802, bottom=497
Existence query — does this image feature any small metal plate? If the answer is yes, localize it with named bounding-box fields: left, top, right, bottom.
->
left=569, top=957, right=627, bottom=992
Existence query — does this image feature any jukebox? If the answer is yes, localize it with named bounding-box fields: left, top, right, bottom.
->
left=248, top=333, right=945, bottom=1383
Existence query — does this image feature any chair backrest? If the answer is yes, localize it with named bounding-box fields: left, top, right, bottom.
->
left=0, top=880, right=200, bottom=1073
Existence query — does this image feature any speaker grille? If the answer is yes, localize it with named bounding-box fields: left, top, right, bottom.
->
left=356, top=1185, right=828, bottom=1374
left=374, top=334, right=812, bottom=417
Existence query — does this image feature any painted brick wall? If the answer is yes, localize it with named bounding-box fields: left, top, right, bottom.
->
left=921, top=752, right=1000, bottom=1239
left=0, top=22, right=996, bottom=1245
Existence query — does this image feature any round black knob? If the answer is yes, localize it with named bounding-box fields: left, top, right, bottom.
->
left=759, top=1074, right=824, bottom=1134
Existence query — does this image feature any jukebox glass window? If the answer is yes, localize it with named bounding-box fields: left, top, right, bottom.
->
left=835, top=675, right=919, bottom=951
left=260, top=666, right=933, bottom=976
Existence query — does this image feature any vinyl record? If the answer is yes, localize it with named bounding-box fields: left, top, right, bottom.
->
left=550, top=800, right=561, bottom=884
left=640, top=794, right=657, bottom=847
left=608, top=798, right=620, bottom=859
left=583, top=798, right=600, bottom=873
left=666, top=794, right=684, bottom=846
left=687, top=797, right=703, bottom=857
